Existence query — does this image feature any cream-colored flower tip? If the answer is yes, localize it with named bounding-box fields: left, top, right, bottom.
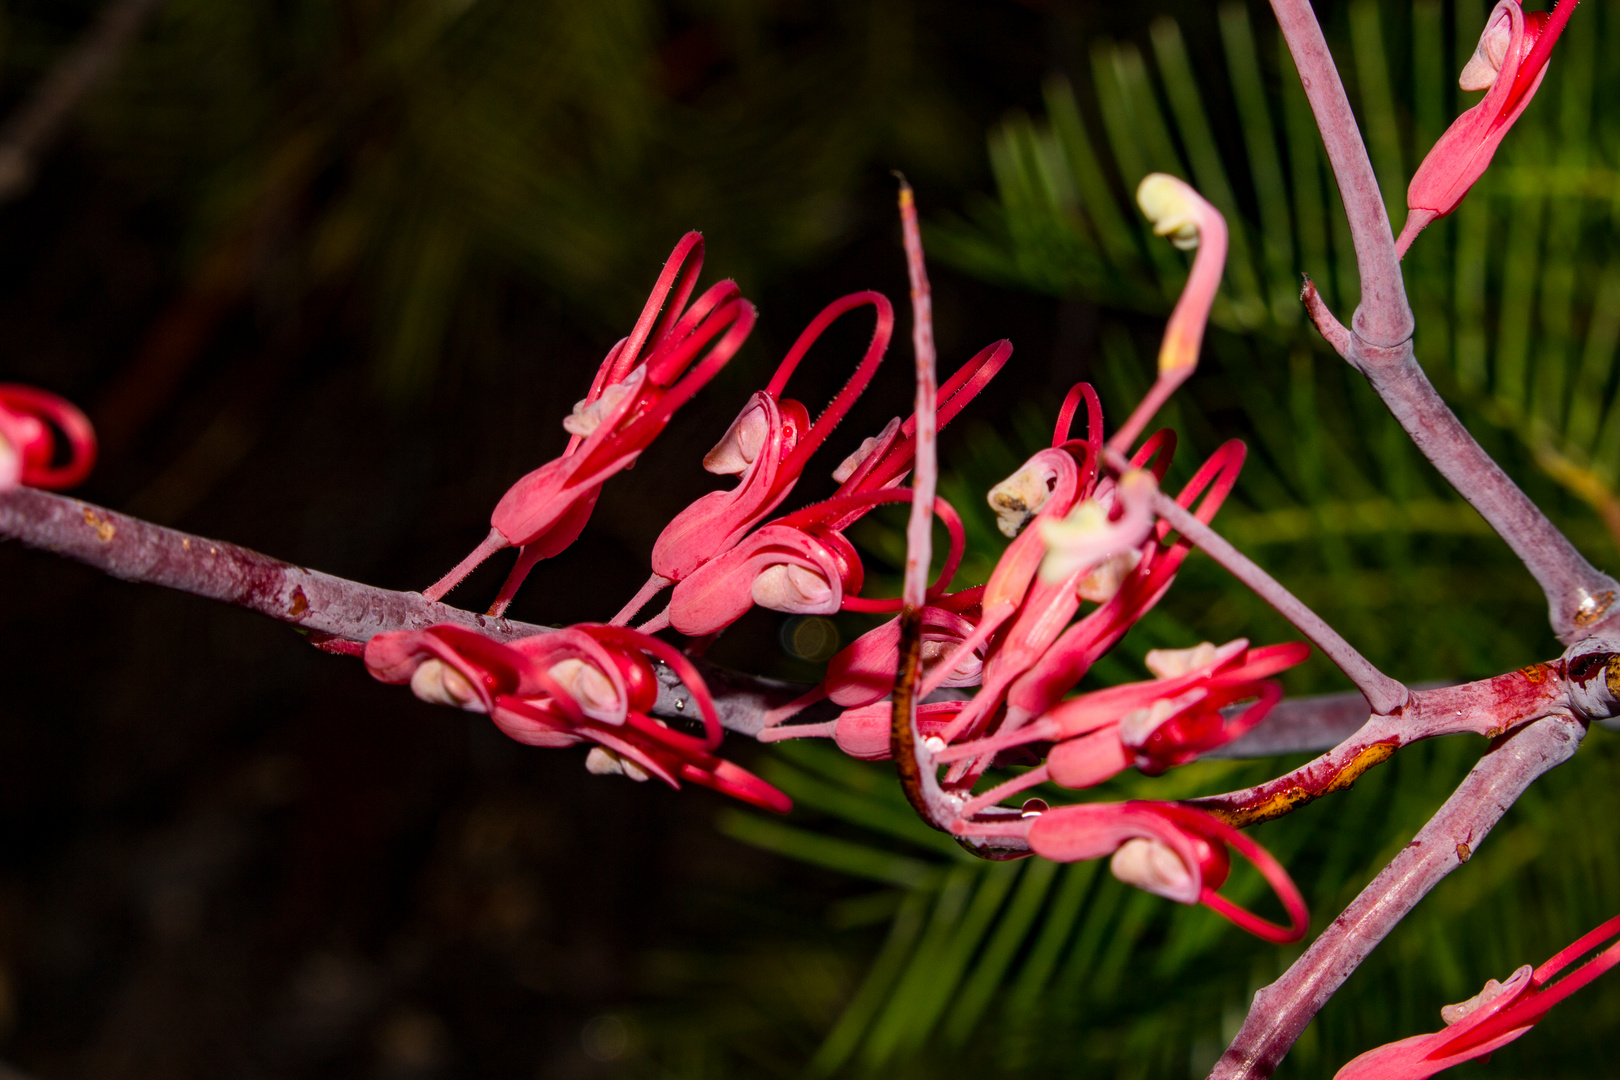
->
left=703, top=401, right=771, bottom=476
left=1460, top=7, right=1514, bottom=91
left=834, top=417, right=900, bottom=483
left=1076, top=549, right=1141, bottom=603
left=751, top=563, right=836, bottom=613
left=1144, top=641, right=1221, bottom=679
left=585, top=746, right=650, bottom=782
left=409, top=659, right=481, bottom=711
left=1036, top=499, right=1110, bottom=582
left=988, top=459, right=1057, bottom=538
left=1110, top=837, right=1199, bottom=904
left=1136, top=173, right=1203, bottom=251
left=0, top=432, right=18, bottom=490
left=561, top=380, right=634, bottom=437
left=1440, top=965, right=1531, bottom=1025
left=548, top=658, right=623, bottom=723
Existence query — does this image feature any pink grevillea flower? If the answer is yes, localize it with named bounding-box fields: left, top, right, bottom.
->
left=932, top=433, right=1247, bottom=770
left=611, top=291, right=894, bottom=626
left=998, top=439, right=1249, bottom=731
left=364, top=622, right=790, bottom=812
left=896, top=384, right=1114, bottom=745
left=964, top=800, right=1307, bottom=943
left=0, top=384, right=97, bottom=491
left=1334, top=913, right=1620, bottom=1078
left=937, top=638, right=1309, bottom=803
left=1107, top=174, right=1227, bottom=457
left=649, top=341, right=1011, bottom=636
left=423, top=232, right=755, bottom=617
left=1397, top=0, right=1577, bottom=257
left=662, top=487, right=968, bottom=637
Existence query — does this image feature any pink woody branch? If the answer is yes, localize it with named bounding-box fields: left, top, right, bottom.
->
left=0, top=486, right=802, bottom=735
left=1207, top=712, right=1587, bottom=1080
left=1277, top=0, right=1619, bottom=644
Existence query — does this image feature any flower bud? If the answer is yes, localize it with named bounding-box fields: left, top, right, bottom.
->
left=703, top=400, right=772, bottom=475
left=1459, top=6, right=1513, bottom=90
left=1110, top=837, right=1199, bottom=903
left=585, top=746, right=650, bottom=781
left=548, top=658, right=624, bottom=724
left=751, top=563, right=836, bottom=613
left=833, top=417, right=900, bottom=483
left=409, top=659, right=481, bottom=711
left=1144, top=641, right=1221, bottom=679
left=561, top=380, right=635, bottom=437
left=1440, top=966, right=1532, bottom=1025
left=988, top=459, right=1059, bottom=538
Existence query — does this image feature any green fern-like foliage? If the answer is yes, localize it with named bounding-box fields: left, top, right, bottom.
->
left=931, top=0, right=1620, bottom=542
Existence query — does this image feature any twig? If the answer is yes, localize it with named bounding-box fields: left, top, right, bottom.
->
left=0, top=0, right=166, bottom=202
left=1152, top=491, right=1408, bottom=715
left=1190, top=664, right=1581, bottom=826
left=1203, top=689, right=1378, bottom=758
left=1208, top=713, right=1587, bottom=1079
left=1269, top=0, right=1409, bottom=347
left=1278, top=0, right=1620, bottom=644
left=0, top=487, right=801, bottom=734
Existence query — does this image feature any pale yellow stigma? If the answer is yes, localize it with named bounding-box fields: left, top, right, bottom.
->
left=1136, top=174, right=1203, bottom=251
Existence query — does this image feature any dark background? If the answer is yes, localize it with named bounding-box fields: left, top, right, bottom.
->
left=0, top=0, right=1616, bottom=1077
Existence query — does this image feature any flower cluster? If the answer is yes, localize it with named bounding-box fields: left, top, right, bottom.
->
left=351, top=173, right=1326, bottom=945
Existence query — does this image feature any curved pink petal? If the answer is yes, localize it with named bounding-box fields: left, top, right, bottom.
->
left=0, top=384, right=97, bottom=490
left=667, top=525, right=849, bottom=636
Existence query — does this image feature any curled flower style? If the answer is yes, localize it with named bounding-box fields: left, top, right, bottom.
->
left=1334, top=913, right=1620, bottom=1078
left=0, top=384, right=97, bottom=491
left=643, top=340, right=1010, bottom=635
left=612, top=291, right=895, bottom=625
left=662, top=487, right=968, bottom=637
left=364, top=622, right=789, bottom=812
left=423, top=232, right=756, bottom=616
left=1398, top=0, right=1577, bottom=256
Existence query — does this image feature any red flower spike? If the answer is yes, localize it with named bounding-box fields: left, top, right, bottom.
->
left=363, top=622, right=789, bottom=812
left=423, top=233, right=756, bottom=616
left=1017, top=801, right=1308, bottom=943
left=1398, top=0, right=1577, bottom=257
left=612, top=292, right=894, bottom=624
left=1333, top=913, right=1620, bottom=1079
left=0, top=384, right=97, bottom=491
